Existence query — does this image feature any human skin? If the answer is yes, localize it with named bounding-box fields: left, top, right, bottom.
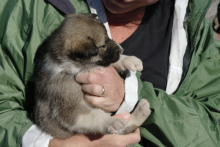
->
left=49, top=129, right=140, bottom=147
left=48, top=113, right=141, bottom=147
left=76, top=66, right=125, bottom=112
left=50, top=0, right=159, bottom=146
left=77, top=0, right=159, bottom=110
left=102, top=0, right=159, bottom=14
left=103, top=0, right=158, bottom=43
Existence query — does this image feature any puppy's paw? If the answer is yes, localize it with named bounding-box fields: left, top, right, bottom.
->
left=112, top=55, right=143, bottom=72
left=124, top=56, right=143, bottom=71
left=136, top=99, right=151, bottom=118
left=107, top=119, right=127, bottom=134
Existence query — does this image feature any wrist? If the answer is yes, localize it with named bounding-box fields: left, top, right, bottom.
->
left=48, top=138, right=63, bottom=147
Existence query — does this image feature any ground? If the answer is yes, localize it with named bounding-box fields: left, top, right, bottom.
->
left=206, top=0, right=220, bottom=42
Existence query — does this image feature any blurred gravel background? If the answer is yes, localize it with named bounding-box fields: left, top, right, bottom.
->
left=206, top=0, right=220, bottom=42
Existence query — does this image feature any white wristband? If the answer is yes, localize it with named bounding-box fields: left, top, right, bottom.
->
left=116, top=70, right=139, bottom=114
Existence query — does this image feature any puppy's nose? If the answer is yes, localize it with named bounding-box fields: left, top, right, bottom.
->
left=118, top=45, right=124, bottom=54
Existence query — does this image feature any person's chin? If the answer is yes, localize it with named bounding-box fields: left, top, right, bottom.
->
left=103, top=0, right=134, bottom=14
left=115, top=0, right=132, bottom=5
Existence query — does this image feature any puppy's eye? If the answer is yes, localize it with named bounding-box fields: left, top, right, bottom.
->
left=105, top=37, right=110, bottom=43
left=98, top=45, right=106, bottom=49
left=100, top=45, right=106, bottom=48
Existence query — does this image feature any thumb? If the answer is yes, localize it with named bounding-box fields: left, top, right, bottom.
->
left=112, top=113, right=131, bottom=122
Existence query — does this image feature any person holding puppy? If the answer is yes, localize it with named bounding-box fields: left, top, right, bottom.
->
left=1, top=0, right=220, bottom=147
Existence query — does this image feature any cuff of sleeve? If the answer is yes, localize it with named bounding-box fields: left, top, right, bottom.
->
left=116, top=70, right=139, bottom=114
left=22, top=125, right=53, bottom=147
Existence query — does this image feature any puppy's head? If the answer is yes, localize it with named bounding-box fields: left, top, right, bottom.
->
left=58, top=14, right=122, bottom=66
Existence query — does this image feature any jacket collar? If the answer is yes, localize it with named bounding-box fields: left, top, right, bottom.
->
left=86, top=0, right=111, bottom=38
left=185, top=0, right=211, bottom=53
left=47, top=0, right=75, bottom=15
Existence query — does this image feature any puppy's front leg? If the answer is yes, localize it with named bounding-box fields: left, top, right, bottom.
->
left=114, top=99, right=151, bottom=135
left=71, top=107, right=128, bottom=134
left=111, top=55, right=143, bottom=72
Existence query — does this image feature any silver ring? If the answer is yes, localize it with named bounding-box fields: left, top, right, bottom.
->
left=101, top=86, right=105, bottom=96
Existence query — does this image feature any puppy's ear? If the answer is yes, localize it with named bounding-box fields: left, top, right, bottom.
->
left=67, top=38, right=99, bottom=60
left=89, top=13, right=98, bottom=18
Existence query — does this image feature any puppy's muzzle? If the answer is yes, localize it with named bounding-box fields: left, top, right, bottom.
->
left=112, top=40, right=124, bottom=54
left=118, top=44, right=124, bottom=54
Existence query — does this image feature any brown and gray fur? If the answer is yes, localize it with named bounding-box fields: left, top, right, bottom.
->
left=33, top=14, right=151, bottom=138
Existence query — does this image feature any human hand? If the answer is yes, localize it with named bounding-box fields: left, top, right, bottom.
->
left=76, top=66, right=125, bottom=112
left=49, top=113, right=141, bottom=147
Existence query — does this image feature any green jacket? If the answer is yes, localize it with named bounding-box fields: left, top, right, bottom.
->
left=0, top=0, right=219, bottom=146
left=136, top=0, right=220, bottom=146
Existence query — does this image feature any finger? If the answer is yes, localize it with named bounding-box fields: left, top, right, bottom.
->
left=118, top=128, right=141, bottom=146
left=75, top=69, right=106, bottom=84
left=93, top=128, right=140, bottom=147
left=84, top=94, right=119, bottom=112
left=104, top=128, right=140, bottom=146
left=112, top=113, right=131, bottom=122
left=84, top=94, right=107, bottom=107
left=82, top=84, right=105, bottom=96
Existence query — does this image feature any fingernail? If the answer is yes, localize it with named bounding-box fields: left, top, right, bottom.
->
left=122, top=113, right=130, bottom=121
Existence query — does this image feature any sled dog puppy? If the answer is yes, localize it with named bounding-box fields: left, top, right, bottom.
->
left=33, top=14, right=151, bottom=138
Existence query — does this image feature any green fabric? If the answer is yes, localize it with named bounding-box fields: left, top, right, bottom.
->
left=1, top=0, right=220, bottom=146
left=0, top=0, right=89, bottom=146
left=129, top=0, right=220, bottom=146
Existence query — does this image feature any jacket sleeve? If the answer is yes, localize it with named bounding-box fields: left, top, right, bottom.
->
left=136, top=73, right=220, bottom=147
left=131, top=18, right=220, bottom=147
left=0, top=0, right=64, bottom=146
left=0, top=41, right=34, bottom=146
left=0, top=4, right=33, bottom=147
